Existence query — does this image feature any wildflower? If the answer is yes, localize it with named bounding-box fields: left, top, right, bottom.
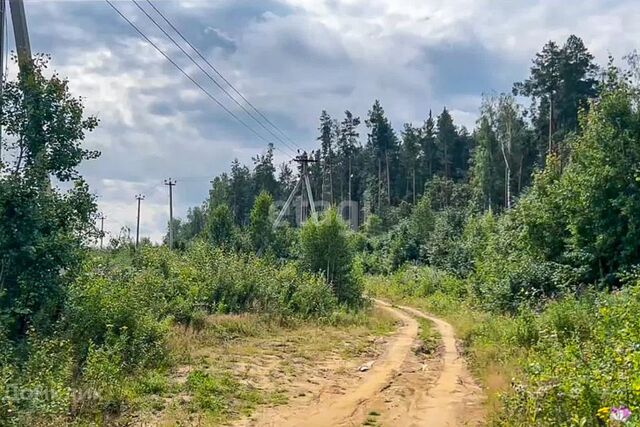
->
left=597, top=407, right=610, bottom=421
left=610, top=406, right=631, bottom=423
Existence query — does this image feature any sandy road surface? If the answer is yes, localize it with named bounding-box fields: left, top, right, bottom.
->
left=240, top=300, right=483, bottom=427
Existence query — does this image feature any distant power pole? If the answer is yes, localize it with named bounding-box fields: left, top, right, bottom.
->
left=135, top=194, right=145, bottom=249
left=164, top=178, right=176, bottom=249
left=98, top=213, right=106, bottom=249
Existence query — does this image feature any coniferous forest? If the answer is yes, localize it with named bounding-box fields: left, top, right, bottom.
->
left=4, top=32, right=640, bottom=426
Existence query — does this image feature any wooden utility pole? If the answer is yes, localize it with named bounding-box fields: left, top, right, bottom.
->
left=164, top=178, right=176, bottom=249
left=98, top=213, right=106, bottom=249
left=135, top=194, right=144, bottom=249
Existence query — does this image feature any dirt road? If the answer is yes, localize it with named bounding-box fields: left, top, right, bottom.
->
left=241, top=300, right=484, bottom=426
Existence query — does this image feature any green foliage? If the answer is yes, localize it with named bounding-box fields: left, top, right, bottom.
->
left=249, top=191, right=274, bottom=253
left=367, top=268, right=640, bottom=426
left=206, top=204, right=235, bottom=248
left=299, top=209, right=363, bottom=305
left=514, top=35, right=599, bottom=155
left=186, top=369, right=263, bottom=418
left=496, top=286, right=640, bottom=426
left=0, top=56, right=99, bottom=339
left=65, top=258, right=169, bottom=369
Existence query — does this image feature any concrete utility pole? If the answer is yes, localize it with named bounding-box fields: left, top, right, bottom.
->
left=8, top=0, right=30, bottom=69
left=0, top=0, right=33, bottom=164
left=135, top=194, right=144, bottom=249
left=98, top=213, right=106, bottom=249
left=164, top=178, right=176, bottom=249
left=273, top=153, right=318, bottom=229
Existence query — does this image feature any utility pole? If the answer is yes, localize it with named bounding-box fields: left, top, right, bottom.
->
left=0, top=0, right=33, bottom=165
left=273, top=153, right=318, bottom=229
left=98, top=213, right=106, bottom=249
left=8, top=0, right=30, bottom=70
left=164, top=178, right=176, bottom=249
left=135, top=194, right=144, bottom=249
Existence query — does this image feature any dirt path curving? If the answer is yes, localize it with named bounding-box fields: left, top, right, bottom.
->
left=240, top=300, right=484, bottom=427
left=392, top=303, right=484, bottom=426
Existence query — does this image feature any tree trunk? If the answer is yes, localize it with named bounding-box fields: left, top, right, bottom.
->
left=517, top=153, right=524, bottom=195
left=377, top=157, right=381, bottom=213
left=348, top=156, right=352, bottom=202
left=501, top=120, right=512, bottom=209
left=444, top=141, right=449, bottom=179
left=385, top=151, right=391, bottom=205
left=412, top=167, right=416, bottom=204
left=329, top=161, right=334, bottom=205
left=548, top=96, right=553, bottom=154
left=321, top=165, right=326, bottom=204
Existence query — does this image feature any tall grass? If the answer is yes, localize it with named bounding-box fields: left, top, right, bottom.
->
left=0, top=242, right=356, bottom=425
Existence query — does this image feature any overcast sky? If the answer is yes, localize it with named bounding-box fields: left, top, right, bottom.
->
left=10, top=0, right=640, bottom=242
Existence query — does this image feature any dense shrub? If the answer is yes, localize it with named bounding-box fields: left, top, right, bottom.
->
left=498, top=285, right=640, bottom=426
left=0, top=242, right=349, bottom=425
left=299, top=209, right=363, bottom=305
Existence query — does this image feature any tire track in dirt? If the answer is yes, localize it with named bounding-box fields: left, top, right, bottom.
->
left=239, top=300, right=484, bottom=426
left=391, top=303, right=485, bottom=426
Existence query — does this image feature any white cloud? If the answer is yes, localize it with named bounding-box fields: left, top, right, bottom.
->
left=16, top=0, right=640, bottom=242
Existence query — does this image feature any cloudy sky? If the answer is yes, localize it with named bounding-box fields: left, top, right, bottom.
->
left=9, top=0, right=640, bottom=241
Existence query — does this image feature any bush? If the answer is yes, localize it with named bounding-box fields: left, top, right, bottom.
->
left=497, top=285, right=640, bottom=426
left=299, top=209, right=363, bottom=305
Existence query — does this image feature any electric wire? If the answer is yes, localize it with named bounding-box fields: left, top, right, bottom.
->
left=105, top=0, right=289, bottom=151
left=144, top=0, right=300, bottom=150
left=132, top=0, right=298, bottom=157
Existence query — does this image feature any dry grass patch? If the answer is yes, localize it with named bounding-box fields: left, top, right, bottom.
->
left=133, top=306, right=396, bottom=426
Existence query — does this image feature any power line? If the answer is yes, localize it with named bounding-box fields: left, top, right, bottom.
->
left=133, top=0, right=299, bottom=157
left=104, top=0, right=287, bottom=151
left=143, top=0, right=300, bottom=151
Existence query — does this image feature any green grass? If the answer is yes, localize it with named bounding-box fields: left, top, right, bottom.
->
left=186, top=369, right=264, bottom=417
left=416, top=317, right=440, bottom=355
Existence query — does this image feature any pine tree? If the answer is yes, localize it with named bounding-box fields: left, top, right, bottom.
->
left=209, top=173, right=232, bottom=209
left=452, top=126, right=473, bottom=181
left=436, top=107, right=456, bottom=179
left=365, top=100, right=398, bottom=212
left=401, top=124, right=421, bottom=203
left=252, top=143, right=277, bottom=197
left=514, top=35, right=598, bottom=158
left=249, top=191, right=274, bottom=253
left=230, top=159, right=253, bottom=225
left=317, top=110, right=335, bottom=204
left=337, top=110, right=361, bottom=204
left=421, top=110, right=437, bottom=185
